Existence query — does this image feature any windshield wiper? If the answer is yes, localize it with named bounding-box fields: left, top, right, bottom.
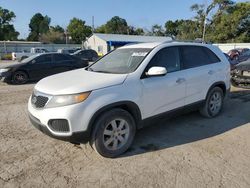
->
left=87, top=67, right=94, bottom=71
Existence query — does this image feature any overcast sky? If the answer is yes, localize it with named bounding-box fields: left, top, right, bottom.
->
left=0, top=0, right=246, bottom=39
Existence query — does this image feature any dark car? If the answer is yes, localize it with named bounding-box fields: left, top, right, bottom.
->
left=228, top=49, right=240, bottom=60
left=231, top=60, right=250, bottom=89
left=224, top=53, right=239, bottom=70
left=228, top=48, right=250, bottom=61
left=238, top=49, right=250, bottom=63
left=72, top=49, right=98, bottom=63
left=0, top=53, right=88, bottom=84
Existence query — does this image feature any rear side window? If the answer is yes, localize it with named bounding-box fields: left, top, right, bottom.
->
left=54, top=54, right=71, bottom=62
left=181, top=46, right=220, bottom=69
left=146, top=47, right=180, bottom=73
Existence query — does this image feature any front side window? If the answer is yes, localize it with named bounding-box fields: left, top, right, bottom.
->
left=35, top=54, right=52, bottom=64
left=145, top=47, right=180, bottom=73
left=88, top=48, right=151, bottom=74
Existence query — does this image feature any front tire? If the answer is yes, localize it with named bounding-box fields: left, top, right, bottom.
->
left=200, top=87, right=224, bottom=118
left=90, top=109, right=136, bottom=158
left=12, top=71, right=28, bottom=84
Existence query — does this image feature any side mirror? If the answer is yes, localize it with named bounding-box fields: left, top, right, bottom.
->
left=146, top=66, right=167, bottom=77
left=31, top=60, right=36, bottom=64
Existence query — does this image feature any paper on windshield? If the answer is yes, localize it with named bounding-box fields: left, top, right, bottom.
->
left=132, top=52, right=148, bottom=57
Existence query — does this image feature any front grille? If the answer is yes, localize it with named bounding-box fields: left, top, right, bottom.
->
left=48, top=119, right=70, bottom=132
left=31, top=93, right=49, bottom=108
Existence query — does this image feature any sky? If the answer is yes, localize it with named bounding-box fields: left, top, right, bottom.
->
left=0, top=0, right=246, bottom=39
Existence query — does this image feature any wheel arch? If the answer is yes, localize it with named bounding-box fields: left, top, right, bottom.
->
left=206, top=81, right=227, bottom=98
left=88, top=101, right=142, bottom=136
left=13, top=69, right=30, bottom=79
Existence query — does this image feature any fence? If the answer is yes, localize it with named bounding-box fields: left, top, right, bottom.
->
left=0, top=41, right=82, bottom=57
left=214, top=43, right=250, bottom=53
left=1, top=41, right=250, bottom=57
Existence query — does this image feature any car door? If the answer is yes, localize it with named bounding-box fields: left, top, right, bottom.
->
left=140, top=46, right=187, bottom=118
left=180, top=46, right=219, bottom=105
left=28, top=54, right=53, bottom=80
left=51, top=54, right=76, bottom=75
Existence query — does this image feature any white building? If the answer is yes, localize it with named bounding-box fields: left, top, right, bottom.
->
left=83, top=33, right=172, bottom=55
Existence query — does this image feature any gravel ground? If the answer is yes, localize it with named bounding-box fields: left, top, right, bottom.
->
left=0, top=81, right=250, bottom=188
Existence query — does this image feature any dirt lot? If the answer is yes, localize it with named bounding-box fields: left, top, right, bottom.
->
left=0, top=81, right=250, bottom=188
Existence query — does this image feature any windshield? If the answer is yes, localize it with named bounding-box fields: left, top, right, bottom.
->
left=21, top=54, right=40, bottom=63
left=88, top=48, right=151, bottom=74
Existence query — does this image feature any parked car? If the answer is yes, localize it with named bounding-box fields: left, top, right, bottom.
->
left=231, top=59, right=250, bottom=89
left=57, top=48, right=81, bottom=54
left=12, top=47, right=49, bottom=61
left=227, top=48, right=250, bottom=61
left=0, top=53, right=88, bottom=84
left=238, top=49, right=250, bottom=63
left=237, top=48, right=250, bottom=54
left=28, top=42, right=230, bottom=158
left=72, top=49, right=98, bottom=63
left=227, top=49, right=240, bottom=60
left=223, top=53, right=239, bottom=70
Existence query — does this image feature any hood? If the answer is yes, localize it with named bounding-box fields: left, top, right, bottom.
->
left=235, top=60, right=250, bottom=71
left=35, top=68, right=128, bottom=95
left=0, top=62, right=27, bottom=69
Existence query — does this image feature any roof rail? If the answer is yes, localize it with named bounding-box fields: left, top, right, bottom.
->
left=163, top=38, right=210, bottom=44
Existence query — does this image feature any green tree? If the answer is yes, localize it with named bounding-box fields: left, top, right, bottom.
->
left=95, top=24, right=106, bottom=33
left=67, top=18, right=92, bottom=44
left=51, top=25, right=64, bottom=33
left=134, top=28, right=145, bottom=35
left=165, top=20, right=181, bottom=37
left=190, top=0, right=235, bottom=40
left=105, top=16, right=128, bottom=34
left=207, top=2, right=250, bottom=42
left=0, top=7, right=19, bottom=40
left=40, top=31, right=64, bottom=44
left=151, top=24, right=165, bottom=36
left=127, top=26, right=145, bottom=35
left=27, top=13, right=51, bottom=41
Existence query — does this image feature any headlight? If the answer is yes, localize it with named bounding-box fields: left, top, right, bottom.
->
left=0, top=68, right=10, bottom=73
left=46, top=92, right=91, bottom=108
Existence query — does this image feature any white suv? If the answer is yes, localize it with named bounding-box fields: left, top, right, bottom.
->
left=28, top=42, right=230, bottom=158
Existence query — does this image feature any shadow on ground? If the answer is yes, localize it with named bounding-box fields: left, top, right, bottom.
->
left=122, top=89, right=250, bottom=157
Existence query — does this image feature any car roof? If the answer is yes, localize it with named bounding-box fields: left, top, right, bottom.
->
left=119, top=41, right=213, bottom=49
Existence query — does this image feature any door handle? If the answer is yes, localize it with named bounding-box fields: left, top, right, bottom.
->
left=208, top=70, right=215, bottom=75
left=176, top=78, right=186, bottom=84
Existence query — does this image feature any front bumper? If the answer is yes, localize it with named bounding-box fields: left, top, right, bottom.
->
left=0, top=72, right=12, bottom=82
left=28, top=95, right=95, bottom=144
left=231, top=73, right=250, bottom=88
left=29, top=112, right=90, bottom=144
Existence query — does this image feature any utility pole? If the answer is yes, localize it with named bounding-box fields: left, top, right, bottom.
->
left=92, top=16, right=95, bottom=33
left=65, top=30, right=68, bottom=45
left=202, top=0, right=208, bottom=43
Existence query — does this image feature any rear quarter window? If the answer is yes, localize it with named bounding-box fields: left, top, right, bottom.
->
left=181, top=46, right=220, bottom=69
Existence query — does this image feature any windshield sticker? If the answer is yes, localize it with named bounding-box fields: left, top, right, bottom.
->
left=132, top=52, right=148, bottom=57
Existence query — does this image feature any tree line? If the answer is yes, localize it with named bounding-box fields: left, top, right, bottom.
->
left=0, top=0, right=249, bottom=44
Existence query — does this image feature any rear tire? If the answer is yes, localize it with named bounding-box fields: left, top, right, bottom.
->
left=90, top=109, right=136, bottom=158
left=200, top=87, right=224, bottom=118
left=12, top=71, right=28, bottom=84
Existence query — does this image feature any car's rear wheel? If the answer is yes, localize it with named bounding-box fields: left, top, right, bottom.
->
left=90, top=109, right=136, bottom=158
left=12, top=71, right=28, bottom=84
left=200, top=87, right=224, bottom=118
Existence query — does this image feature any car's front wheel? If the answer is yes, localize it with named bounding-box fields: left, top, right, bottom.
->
left=90, top=109, right=136, bottom=158
left=12, top=71, right=28, bottom=84
left=200, top=87, right=224, bottom=118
